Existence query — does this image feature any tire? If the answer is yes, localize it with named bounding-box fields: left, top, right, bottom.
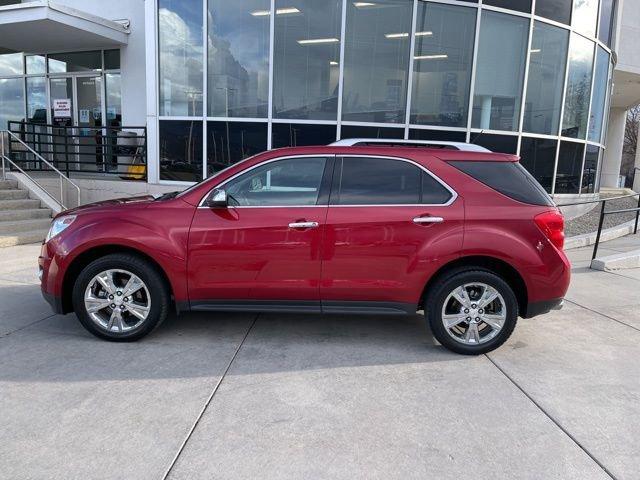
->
left=425, top=268, right=518, bottom=355
left=72, top=253, right=170, bottom=341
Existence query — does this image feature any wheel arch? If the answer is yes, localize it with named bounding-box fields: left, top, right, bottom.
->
left=420, top=255, right=528, bottom=316
left=61, top=245, right=175, bottom=314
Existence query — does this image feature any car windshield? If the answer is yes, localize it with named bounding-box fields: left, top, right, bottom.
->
left=175, top=155, right=259, bottom=199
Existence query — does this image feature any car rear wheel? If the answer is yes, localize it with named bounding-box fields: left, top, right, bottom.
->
left=72, top=254, right=170, bottom=341
left=425, top=269, right=518, bottom=355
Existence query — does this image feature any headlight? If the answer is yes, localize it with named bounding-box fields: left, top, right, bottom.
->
left=45, top=215, right=76, bottom=243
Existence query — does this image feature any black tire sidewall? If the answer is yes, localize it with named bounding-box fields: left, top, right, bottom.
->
left=426, top=269, right=518, bottom=355
left=72, top=254, right=169, bottom=342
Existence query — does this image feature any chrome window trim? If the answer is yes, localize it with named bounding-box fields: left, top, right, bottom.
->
left=332, top=154, right=458, bottom=208
left=198, top=154, right=335, bottom=207
left=198, top=153, right=458, bottom=208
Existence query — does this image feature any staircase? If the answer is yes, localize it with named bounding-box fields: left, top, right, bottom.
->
left=0, top=179, right=52, bottom=247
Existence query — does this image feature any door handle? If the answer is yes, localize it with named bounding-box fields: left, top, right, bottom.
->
left=288, top=221, right=319, bottom=229
left=413, top=216, right=444, bottom=224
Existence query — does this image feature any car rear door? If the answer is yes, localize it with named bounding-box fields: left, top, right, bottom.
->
left=188, top=155, right=333, bottom=311
left=320, top=155, right=464, bottom=313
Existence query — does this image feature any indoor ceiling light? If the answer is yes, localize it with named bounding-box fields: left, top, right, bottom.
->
left=297, top=38, right=340, bottom=45
left=250, top=7, right=301, bottom=16
left=329, top=61, right=339, bottom=65
left=414, top=54, right=448, bottom=60
left=385, top=31, right=432, bottom=39
left=354, top=2, right=377, bottom=7
left=530, top=48, right=541, bottom=53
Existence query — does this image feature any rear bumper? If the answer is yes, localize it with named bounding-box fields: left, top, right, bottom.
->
left=523, top=298, right=564, bottom=318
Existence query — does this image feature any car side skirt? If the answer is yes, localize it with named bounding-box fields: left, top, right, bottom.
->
left=188, top=300, right=416, bottom=316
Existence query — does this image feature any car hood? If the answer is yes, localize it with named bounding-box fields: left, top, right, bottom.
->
left=57, top=195, right=155, bottom=218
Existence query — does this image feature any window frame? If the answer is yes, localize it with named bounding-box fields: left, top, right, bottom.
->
left=329, top=155, right=457, bottom=207
left=198, top=154, right=335, bottom=208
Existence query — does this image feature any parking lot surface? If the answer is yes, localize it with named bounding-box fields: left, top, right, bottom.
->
left=1, top=238, right=638, bottom=480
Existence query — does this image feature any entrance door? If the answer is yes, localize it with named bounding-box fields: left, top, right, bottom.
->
left=75, top=76, right=104, bottom=172
left=49, top=77, right=74, bottom=172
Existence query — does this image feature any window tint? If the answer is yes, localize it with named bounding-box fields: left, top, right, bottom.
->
left=449, top=161, right=554, bottom=206
left=225, top=157, right=326, bottom=206
left=334, top=157, right=451, bottom=205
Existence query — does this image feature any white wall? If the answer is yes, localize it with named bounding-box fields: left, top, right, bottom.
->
left=29, top=0, right=148, bottom=126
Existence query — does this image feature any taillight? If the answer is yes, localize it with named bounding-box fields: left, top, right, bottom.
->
left=534, top=210, right=565, bottom=250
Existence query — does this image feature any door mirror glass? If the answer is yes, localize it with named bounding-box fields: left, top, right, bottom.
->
left=205, top=188, right=228, bottom=208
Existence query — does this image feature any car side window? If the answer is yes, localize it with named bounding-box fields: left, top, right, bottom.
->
left=333, top=156, right=451, bottom=205
left=224, top=157, right=327, bottom=206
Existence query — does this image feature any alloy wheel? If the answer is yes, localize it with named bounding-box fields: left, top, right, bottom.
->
left=440, top=282, right=507, bottom=346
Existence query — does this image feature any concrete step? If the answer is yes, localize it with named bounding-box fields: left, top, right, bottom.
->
left=0, top=208, right=51, bottom=222
left=591, top=247, right=640, bottom=271
left=0, top=189, right=29, bottom=201
left=0, top=198, right=42, bottom=211
left=0, top=218, right=51, bottom=235
left=0, top=229, right=47, bottom=248
left=0, top=179, right=18, bottom=189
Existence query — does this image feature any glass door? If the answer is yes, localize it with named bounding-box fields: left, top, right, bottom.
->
left=49, top=77, right=74, bottom=173
left=75, top=75, right=104, bottom=172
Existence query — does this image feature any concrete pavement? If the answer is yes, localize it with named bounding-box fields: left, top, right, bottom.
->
left=0, top=240, right=638, bottom=479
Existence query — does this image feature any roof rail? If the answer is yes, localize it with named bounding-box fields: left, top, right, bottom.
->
left=329, top=138, right=491, bottom=152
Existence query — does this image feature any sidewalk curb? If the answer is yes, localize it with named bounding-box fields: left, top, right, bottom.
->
left=565, top=219, right=637, bottom=250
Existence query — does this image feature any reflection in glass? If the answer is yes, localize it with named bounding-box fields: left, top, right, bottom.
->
left=273, top=0, right=341, bottom=120
left=26, top=77, right=47, bottom=124
left=159, top=0, right=203, bottom=116
left=471, top=11, right=528, bottom=132
left=562, top=34, right=594, bottom=139
left=523, top=22, right=568, bottom=135
left=519, top=137, right=557, bottom=192
left=573, top=0, right=599, bottom=38
left=555, top=141, right=584, bottom=194
left=535, top=0, right=572, bottom=25
left=581, top=145, right=599, bottom=193
left=207, top=121, right=267, bottom=175
left=272, top=123, right=337, bottom=147
left=471, top=133, right=518, bottom=154
left=159, top=120, right=203, bottom=182
left=588, top=47, right=609, bottom=143
left=106, top=74, right=122, bottom=127
left=408, top=129, right=467, bottom=142
left=598, top=0, right=615, bottom=46
left=208, top=0, right=269, bottom=117
left=342, top=0, right=413, bottom=123
left=340, top=124, right=405, bottom=140
left=0, top=78, right=24, bottom=130
left=26, top=55, right=46, bottom=75
left=48, top=51, right=102, bottom=73
left=410, top=2, right=476, bottom=127
left=0, top=52, right=22, bottom=76
left=483, top=0, right=531, bottom=13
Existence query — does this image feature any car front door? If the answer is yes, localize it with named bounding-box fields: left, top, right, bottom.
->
left=188, top=155, right=333, bottom=311
left=320, top=155, right=464, bottom=313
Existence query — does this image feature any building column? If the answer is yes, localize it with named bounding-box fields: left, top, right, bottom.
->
left=601, top=107, right=627, bottom=189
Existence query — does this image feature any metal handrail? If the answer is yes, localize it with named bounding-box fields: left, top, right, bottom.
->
left=1, top=130, right=81, bottom=209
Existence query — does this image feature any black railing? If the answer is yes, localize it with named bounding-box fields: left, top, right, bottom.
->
left=7, top=121, right=147, bottom=181
left=557, top=191, right=640, bottom=261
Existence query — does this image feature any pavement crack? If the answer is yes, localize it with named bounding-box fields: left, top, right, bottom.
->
left=161, top=313, right=259, bottom=480
left=0, top=313, right=57, bottom=339
left=485, top=354, right=618, bottom=480
left=564, top=298, right=640, bottom=333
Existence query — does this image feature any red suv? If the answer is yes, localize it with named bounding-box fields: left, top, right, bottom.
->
left=39, top=141, right=569, bottom=354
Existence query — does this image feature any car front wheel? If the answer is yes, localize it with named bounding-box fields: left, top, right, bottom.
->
left=72, top=254, right=170, bottom=341
left=425, top=269, right=518, bottom=355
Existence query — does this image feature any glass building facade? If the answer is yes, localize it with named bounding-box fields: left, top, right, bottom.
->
left=156, top=0, right=616, bottom=194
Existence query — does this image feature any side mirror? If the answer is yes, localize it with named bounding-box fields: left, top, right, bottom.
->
left=205, top=188, right=228, bottom=208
